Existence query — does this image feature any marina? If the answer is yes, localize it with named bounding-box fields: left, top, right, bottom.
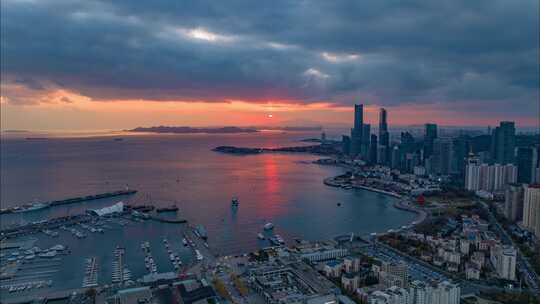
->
left=0, top=133, right=418, bottom=301
left=82, top=257, right=98, bottom=288
left=111, top=246, right=131, bottom=284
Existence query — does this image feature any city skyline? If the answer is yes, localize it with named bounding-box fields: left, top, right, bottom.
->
left=1, top=0, right=539, bottom=131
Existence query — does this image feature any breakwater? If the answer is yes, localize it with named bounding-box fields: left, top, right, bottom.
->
left=0, top=190, right=137, bottom=214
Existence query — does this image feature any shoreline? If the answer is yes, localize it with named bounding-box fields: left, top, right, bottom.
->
left=324, top=176, right=427, bottom=228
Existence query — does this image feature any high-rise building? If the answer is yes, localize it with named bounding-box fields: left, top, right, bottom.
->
left=465, top=161, right=517, bottom=192
left=391, top=146, right=401, bottom=169
left=491, top=121, right=516, bottom=165
left=408, top=280, right=460, bottom=304
left=354, top=104, right=364, bottom=131
left=424, top=123, right=438, bottom=161
left=362, top=124, right=371, bottom=157
left=369, top=134, right=378, bottom=164
left=378, top=108, right=390, bottom=165
left=452, top=136, right=470, bottom=177
left=504, top=184, right=524, bottom=222
left=523, top=184, right=540, bottom=236
left=490, top=245, right=517, bottom=281
left=432, top=138, right=453, bottom=175
left=379, top=108, right=388, bottom=144
left=351, top=128, right=362, bottom=156
left=517, top=146, right=538, bottom=183
left=350, top=104, right=364, bottom=157
left=465, top=153, right=481, bottom=190
left=342, top=135, right=351, bottom=156
left=380, top=261, right=409, bottom=288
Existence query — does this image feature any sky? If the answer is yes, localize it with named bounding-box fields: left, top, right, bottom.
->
left=1, top=0, right=539, bottom=131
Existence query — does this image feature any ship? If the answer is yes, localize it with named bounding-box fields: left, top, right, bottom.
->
left=231, top=197, right=239, bottom=207
left=263, top=222, right=274, bottom=230
left=156, top=204, right=179, bottom=213
left=196, top=225, right=208, bottom=240
left=130, top=205, right=155, bottom=212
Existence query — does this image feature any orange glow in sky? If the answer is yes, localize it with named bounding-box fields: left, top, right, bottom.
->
left=1, top=83, right=538, bottom=130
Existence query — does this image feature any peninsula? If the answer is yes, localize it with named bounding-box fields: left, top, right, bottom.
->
left=212, top=144, right=340, bottom=155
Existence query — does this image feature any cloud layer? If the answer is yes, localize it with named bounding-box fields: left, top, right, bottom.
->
left=1, top=0, right=539, bottom=122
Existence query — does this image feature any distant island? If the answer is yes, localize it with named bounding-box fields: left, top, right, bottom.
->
left=3, top=130, right=30, bottom=133
left=129, top=126, right=258, bottom=134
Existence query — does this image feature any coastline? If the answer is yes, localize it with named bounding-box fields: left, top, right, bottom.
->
left=324, top=176, right=427, bottom=228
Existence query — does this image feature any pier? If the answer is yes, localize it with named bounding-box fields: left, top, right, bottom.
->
left=0, top=189, right=138, bottom=214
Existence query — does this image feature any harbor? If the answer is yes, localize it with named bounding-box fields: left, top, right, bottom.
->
left=0, top=198, right=209, bottom=301
left=0, top=189, right=137, bottom=214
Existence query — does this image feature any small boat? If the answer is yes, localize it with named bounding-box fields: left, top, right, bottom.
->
left=263, top=223, right=274, bottom=230
left=38, top=250, right=57, bottom=258
left=231, top=197, right=239, bottom=207
left=257, top=233, right=265, bottom=240
left=182, top=238, right=188, bottom=246
left=337, top=202, right=342, bottom=206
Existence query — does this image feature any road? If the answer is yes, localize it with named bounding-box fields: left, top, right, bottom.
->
left=183, top=225, right=217, bottom=276
left=478, top=201, right=540, bottom=294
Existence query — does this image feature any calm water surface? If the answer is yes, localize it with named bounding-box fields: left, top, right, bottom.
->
left=1, top=132, right=415, bottom=254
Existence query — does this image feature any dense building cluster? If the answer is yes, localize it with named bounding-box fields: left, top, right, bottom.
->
left=340, top=105, right=539, bottom=188
left=388, top=213, right=518, bottom=282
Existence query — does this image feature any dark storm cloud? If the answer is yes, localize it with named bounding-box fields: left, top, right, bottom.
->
left=1, top=0, right=538, bottom=115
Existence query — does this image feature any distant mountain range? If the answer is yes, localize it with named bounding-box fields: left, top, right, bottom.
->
left=129, top=126, right=258, bottom=134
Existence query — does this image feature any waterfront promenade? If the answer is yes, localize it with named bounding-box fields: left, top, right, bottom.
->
left=324, top=176, right=428, bottom=227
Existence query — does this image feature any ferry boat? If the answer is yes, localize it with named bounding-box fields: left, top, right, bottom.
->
left=231, top=197, right=239, bottom=207
left=263, top=222, right=274, bottom=230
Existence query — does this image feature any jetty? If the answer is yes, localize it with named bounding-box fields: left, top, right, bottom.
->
left=0, top=189, right=137, bottom=214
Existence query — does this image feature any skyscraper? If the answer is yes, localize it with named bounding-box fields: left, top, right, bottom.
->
left=350, top=104, right=364, bottom=157
left=354, top=104, right=363, bottom=131
left=491, top=121, right=516, bottom=165
left=452, top=136, right=470, bottom=178
left=424, top=123, right=438, bottom=161
left=504, top=184, right=524, bottom=222
left=517, top=146, right=537, bottom=183
left=342, top=135, right=351, bottom=155
left=369, top=134, right=378, bottom=164
left=361, top=124, right=371, bottom=157
left=378, top=108, right=390, bottom=165
left=523, top=184, right=540, bottom=236
left=432, top=138, right=453, bottom=175
left=378, top=108, right=389, bottom=146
